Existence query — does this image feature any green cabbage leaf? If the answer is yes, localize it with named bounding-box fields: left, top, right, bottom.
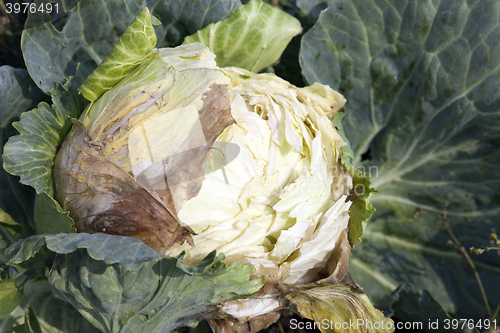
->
left=300, top=0, right=500, bottom=320
left=184, top=0, right=302, bottom=72
left=4, top=233, right=265, bottom=333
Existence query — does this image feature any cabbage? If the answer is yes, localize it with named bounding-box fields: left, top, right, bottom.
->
left=52, top=41, right=356, bottom=320
left=2, top=4, right=389, bottom=332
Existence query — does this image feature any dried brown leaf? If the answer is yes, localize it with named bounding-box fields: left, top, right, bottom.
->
left=53, top=120, right=193, bottom=252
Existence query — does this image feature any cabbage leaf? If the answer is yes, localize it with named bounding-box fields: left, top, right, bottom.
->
left=0, top=67, right=46, bottom=233
left=21, top=0, right=241, bottom=94
left=5, top=234, right=265, bottom=333
left=287, top=284, right=393, bottom=333
left=300, top=0, right=500, bottom=319
left=184, top=0, right=302, bottom=72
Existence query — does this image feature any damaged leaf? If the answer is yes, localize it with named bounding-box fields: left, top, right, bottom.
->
left=208, top=311, right=281, bottom=333
left=316, top=228, right=351, bottom=285
left=287, top=284, right=393, bottom=333
left=53, top=120, right=194, bottom=252
left=51, top=43, right=239, bottom=251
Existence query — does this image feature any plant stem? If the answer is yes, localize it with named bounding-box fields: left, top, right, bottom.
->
left=277, top=320, right=285, bottom=333
left=492, top=301, right=500, bottom=321
left=442, top=216, right=492, bottom=318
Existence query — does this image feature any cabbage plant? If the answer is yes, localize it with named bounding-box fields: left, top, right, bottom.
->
left=1, top=3, right=387, bottom=332
left=1, top=0, right=500, bottom=332
left=52, top=35, right=369, bottom=324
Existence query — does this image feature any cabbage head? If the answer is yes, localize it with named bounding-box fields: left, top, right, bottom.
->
left=44, top=6, right=378, bottom=327
left=52, top=42, right=356, bottom=321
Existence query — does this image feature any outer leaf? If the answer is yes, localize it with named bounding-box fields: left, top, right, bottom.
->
left=0, top=66, right=46, bottom=128
left=0, top=279, right=22, bottom=319
left=6, top=234, right=264, bottom=332
left=0, top=21, right=23, bottom=69
left=380, top=283, right=460, bottom=333
left=22, top=0, right=241, bottom=94
left=0, top=280, right=102, bottom=333
left=4, top=235, right=46, bottom=266
left=296, top=0, right=327, bottom=21
left=6, top=233, right=163, bottom=270
left=79, top=7, right=157, bottom=102
left=0, top=66, right=46, bottom=232
left=34, top=194, right=75, bottom=234
left=3, top=61, right=94, bottom=197
left=12, top=322, right=30, bottom=333
left=300, top=0, right=500, bottom=320
left=184, top=0, right=302, bottom=72
left=0, top=209, right=23, bottom=264
left=28, top=306, right=42, bottom=333
left=148, top=0, right=241, bottom=47
left=0, top=210, right=23, bottom=240
left=47, top=250, right=265, bottom=333
left=0, top=306, right=25, bottom=333
left=23, top=279, right=102, bottom=333
left=287, top=284, right=393, bottom=333
left=271, top=0, right=327, bottom=87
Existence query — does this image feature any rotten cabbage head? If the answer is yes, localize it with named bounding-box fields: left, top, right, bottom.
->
left=53, top=43, right=354, bottom=321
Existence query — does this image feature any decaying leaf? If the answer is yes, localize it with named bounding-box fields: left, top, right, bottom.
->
left=317, top=228, right=351, bottom=285
left=207, top=311, right=282, bottom=333
left=53, top=120, right=193, bottom=252
left=134, top=82, right=236, bottom=215
left=286, top=284, right=393, bottom=333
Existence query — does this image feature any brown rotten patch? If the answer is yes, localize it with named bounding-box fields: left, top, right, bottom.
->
left=53, top=119, right=194, bottom=252
left=135, top=83, right=236, bottom=214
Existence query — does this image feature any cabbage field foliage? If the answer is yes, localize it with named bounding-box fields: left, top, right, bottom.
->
left=1, top=0, right=499, bottom=333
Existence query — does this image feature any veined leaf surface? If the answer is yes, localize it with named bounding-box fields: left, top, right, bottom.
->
left=300, top=0, right=500, bottom=319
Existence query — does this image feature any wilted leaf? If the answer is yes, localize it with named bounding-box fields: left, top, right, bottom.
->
left=287, top=284, right=393, bottom=333
left=52, top=121, right=194, bottom=252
